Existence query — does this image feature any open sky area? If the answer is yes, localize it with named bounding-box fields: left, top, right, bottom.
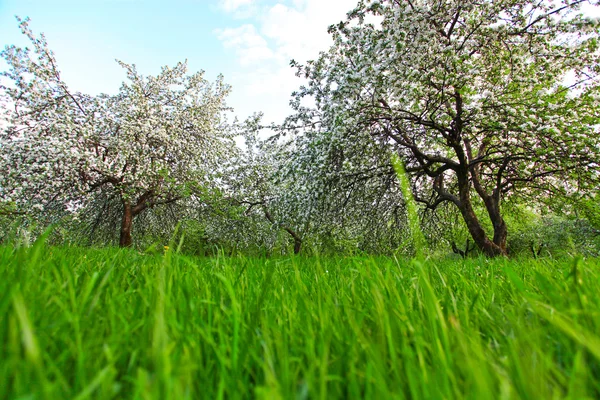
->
left=0, top=0, right=358, bottom=124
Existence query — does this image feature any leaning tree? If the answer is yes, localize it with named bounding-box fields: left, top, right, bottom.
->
left=288, top=0, right=600, bottom=256
left=0, top=18, right=234, bottom=246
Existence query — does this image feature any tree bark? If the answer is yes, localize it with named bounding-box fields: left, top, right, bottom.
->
left=480, top=190, right=508, bottom=254
left=293, top=237, right=302, bottom=254
left=489, top=203, right=508, bottom=252
left=456, top=174, right=507, bottom=257
left=119, top=202, right=133, bottom=247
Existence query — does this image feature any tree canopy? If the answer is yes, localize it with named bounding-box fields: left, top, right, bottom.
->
left=0, top=17, right=234, bottom=246
left=285, top=0, right=600, bottom=256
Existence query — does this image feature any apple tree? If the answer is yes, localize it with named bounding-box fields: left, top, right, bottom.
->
left=287, top=0, right=600, bottom=256
left=0, top=18, right=234, bottom=246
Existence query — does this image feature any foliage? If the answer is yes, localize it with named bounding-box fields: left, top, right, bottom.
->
left=272, top=120, right=411, bottom=255
left=0, top=17, right=234, bottom=246
left=286, top=0, right=600, bottom=256
left=506, top=207, right=600, bottom=257
left=218, top=114, right=308, bottom=254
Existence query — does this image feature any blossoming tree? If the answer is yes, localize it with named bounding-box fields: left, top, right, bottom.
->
left=0, top=18, right=234, bottom=246
left=219, top=115, right=308, bottom=254
left=288, top=0, right=600, bottom=256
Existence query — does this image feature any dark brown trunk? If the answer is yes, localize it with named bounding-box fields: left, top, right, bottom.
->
left=457, top=174, right=507, bottom=257
left=119, top=202, right=133, bottom=247
left=491, top=214, right=508, bottom=251
left=293, top=238, right=302, bottom=254
left=459, top=204, right=505, bottom=257
left=483, top=196, right=508, bottom=254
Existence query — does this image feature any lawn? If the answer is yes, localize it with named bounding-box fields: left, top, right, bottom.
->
left=1, top=242, right=599, bottom=399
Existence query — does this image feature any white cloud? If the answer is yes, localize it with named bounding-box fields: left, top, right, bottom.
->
left=216, top=24, right=276, bottom=66
left=216, top=0, right=358, bottom=124
left=261, top=1, right=357, bottom=61
left=220, top=0, right=256, bottom=12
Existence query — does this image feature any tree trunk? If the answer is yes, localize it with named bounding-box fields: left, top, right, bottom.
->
left=482, top=193, right=508, bottom=254
left=457, top=174, right=507, bottom=257
left=293, top=238, right=302, bottom=254
left=459, top=204, right=505, bottom=257
left=491, top=210, right=508, bottom=252
left=119, top=202, right=133, bottom=247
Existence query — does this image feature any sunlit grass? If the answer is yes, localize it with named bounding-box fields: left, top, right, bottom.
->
left=1, top=242, right=599, bottom=399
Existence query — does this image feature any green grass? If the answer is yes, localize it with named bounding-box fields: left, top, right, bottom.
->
left=1, top=242, right=600, bottom=399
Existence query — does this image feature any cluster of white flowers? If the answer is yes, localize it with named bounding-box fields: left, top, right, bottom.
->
left=0, top=17, right=235, bottom=245
left=279, top=0, right=600, bottom=256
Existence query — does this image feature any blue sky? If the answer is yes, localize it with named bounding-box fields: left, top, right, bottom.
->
left=0, top=0, right=358, bottom=123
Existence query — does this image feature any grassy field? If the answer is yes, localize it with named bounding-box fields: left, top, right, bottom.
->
left=1, top=242, right=600, bottom=399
